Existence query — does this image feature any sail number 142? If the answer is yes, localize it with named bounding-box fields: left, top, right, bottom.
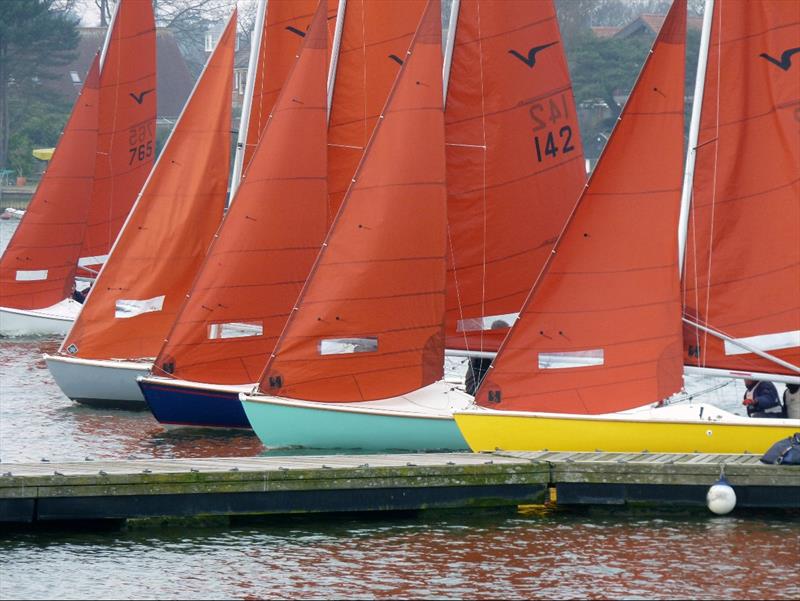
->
left=529, top=93, right=575, bottom=163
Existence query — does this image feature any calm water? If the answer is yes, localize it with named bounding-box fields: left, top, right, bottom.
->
left=1, top=219, right=798, bottom=600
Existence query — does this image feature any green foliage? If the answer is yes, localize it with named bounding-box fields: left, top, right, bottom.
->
left=564, top=26, right=703, bottom=159
left=7, top=94, right=71, bottom=177
left=0, top=0, right=79, bottom=169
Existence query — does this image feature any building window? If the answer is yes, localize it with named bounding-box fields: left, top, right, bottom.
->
left=236, top=70, right=246, bottom=95
left=70, top=71, right=81, bottom=83
left=205, top=32, right=214, bottom=52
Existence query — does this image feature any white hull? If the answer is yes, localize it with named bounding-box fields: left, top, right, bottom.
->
left=45, top=354, right=152, bottom=409
left=0, top=298, right=81, bottom=336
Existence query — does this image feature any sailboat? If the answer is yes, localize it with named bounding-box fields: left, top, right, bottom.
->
left=0, top=0, right=156, bottom=336
left=453, top=0, right=800, bottom=455
left=44, top=12, right=237, bottom=409
left=137, top=0, right=428, bottom=430
left=238, top=0, right=587, bottom=451
left=238, top=0, right=459, bottom=450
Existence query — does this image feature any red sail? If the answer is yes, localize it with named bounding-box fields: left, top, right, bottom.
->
left=474, top=0, right=686, bottom=414
left=59, top=13, right=236, bottom=360
left=79, top=0, right=157, bottom=274
left=444, top=0, right=586, bottom=352
left=242, top=0, right=338, bottom=173
left=258, top=0, right=446, bottom=403
left=0, top=56, right=99, bottom=310
left=327, top=0, right=427, bottom=218
left=152, top=2, right=329, bottom=384
left=682, top=1, right=800, bottom=375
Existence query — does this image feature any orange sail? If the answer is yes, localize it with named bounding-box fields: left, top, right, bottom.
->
left=150, top=0, right=426, bottom=387
left=444, top=0, right=586, bottom=353
left=258, top=0, right=446, bottom=403
left=0, top=56, right=100, bottom=310
left=78, top=0, right=157, bottom=274
left=474, top=0, right=686, bottom=414
left=241, top=0, right=338, bottom=174
left=327, top=0, right=427, bottom=217
left=151, top=2, right=330, bottom=385
left=59, top=12, right=236, bottom=360
left=682, top=0, right=800, bottom=375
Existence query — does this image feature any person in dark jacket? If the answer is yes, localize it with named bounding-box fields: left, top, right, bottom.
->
left=742, top=379, right=785, bottom=418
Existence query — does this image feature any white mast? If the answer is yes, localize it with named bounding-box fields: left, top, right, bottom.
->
left=327, top=0, right=347, bottom=123
left=98, top=0, right=121, bottom=70
left=677, top=0, right=714, bottom=275
left=442, top=0, right=460, bottom=104
left=229, top=0, right=268, bottom=203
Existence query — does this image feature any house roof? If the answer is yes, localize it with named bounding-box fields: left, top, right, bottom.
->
left=46, top=27, right=194, bottom=120
left=590, top=26, right=621, bottom=39
left=614, top=13, right=703, bottom=39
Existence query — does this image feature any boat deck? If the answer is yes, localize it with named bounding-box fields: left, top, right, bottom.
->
left=1, top=451, right=797, bottom=526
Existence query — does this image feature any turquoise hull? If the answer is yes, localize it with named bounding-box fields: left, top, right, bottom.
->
left=241, top=399, right=469, bottom=451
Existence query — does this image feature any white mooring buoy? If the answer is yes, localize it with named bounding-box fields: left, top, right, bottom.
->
left=706, top=467, right=737, bottom=515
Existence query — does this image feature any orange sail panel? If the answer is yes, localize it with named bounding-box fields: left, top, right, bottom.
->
left=682, top=0, right=800, bottom=375
left=152, top=2, right=330, bottom=385
left=79, top=0, right=157, bottom=274
left=474, top=0, right=687, bottom=414
left=327, top=0, right=427, bottom=219
left=242, top=0, right=338, bottom=173
left=59, top=13, right=236, bottom=360
left=0, top=57, right=100, bottom=310
left=258, top=0, right=446, bottom=403
left=444, top=0, right=587, bottom=353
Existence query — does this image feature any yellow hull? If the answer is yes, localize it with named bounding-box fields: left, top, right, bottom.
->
left=453, top=410, right=800, bottom=455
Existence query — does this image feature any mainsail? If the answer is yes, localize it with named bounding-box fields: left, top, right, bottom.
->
left=237, top=0, right=339, bottom=178
left=327, top=0, right=427, bottom=217
left=444, top=0, right=586, bottom=353
left=59, top=12, right=236, bottom=360
left=152, top=1, right=330, bottom=385
left=473, top=0, right=687, bottom=414
left=682, top=0, right=800, bottom=377
left=0, top=56, right=100, bottom=310
left=258, top=0, right=446, bottom=403
left=78, top=0, right=157, bottom=274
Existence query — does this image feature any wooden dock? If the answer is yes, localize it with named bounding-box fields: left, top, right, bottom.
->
left=1, top=452, right=797, bottom=525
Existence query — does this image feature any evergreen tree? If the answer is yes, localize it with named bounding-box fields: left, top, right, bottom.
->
left=0, top=0, right=78, bottom=170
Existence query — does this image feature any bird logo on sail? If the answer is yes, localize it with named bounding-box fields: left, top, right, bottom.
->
left=759, top=47, right=800, bottom=71
left=129, top=89, right=154, bottom=105
left=286, top=25, right=306, bottom=38
left=508, top=42, right=559, bottom=68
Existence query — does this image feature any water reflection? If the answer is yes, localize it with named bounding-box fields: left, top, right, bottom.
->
left=0, top=511, right=797, bottom=599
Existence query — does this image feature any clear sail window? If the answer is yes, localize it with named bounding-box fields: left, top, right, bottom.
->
left=723, top=330, right=800, bottom=356
left=319, top=337, right=378, bottom=355
left=538, top=349, right=604, bottom=369
left=15, top=270, right=48, bottom=281
left=115, top=295, right=165, bottom=319
left=457, top=312, right=518, bottom=333
left=207, top=321, right=263, bottom=340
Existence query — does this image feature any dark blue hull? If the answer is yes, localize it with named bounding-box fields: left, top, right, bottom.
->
left=139, top=380, right=252, bottom=430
